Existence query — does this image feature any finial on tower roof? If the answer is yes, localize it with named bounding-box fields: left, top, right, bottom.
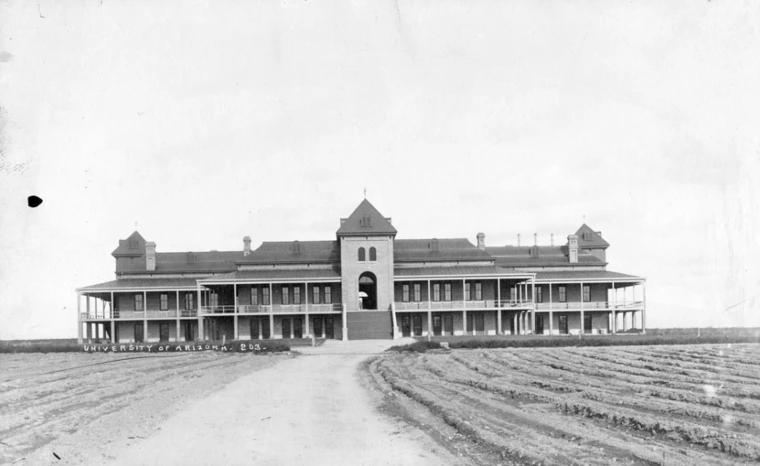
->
left=364, top=187, right=367, bottom=199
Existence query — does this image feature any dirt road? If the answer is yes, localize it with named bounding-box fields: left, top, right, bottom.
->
left=93, top=339, right=465, bottom=466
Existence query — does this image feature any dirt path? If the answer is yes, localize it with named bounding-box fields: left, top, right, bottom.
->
left=99, top=340, right=467, bottom=466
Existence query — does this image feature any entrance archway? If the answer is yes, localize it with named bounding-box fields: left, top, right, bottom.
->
left=358, top=272, right=377, bottom=310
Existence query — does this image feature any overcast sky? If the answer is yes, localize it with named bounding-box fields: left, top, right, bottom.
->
left=1, top=0, right=759, bottom=339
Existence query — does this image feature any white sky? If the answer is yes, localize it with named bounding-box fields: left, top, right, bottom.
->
left=1, top=0, right=759, bottom=339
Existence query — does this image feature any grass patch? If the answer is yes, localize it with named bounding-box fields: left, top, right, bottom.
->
left=0, top=339, right=81, bottom=353
left=0, top=338, right=292, bottom=353
left=388, top=341, right=443, bottom=353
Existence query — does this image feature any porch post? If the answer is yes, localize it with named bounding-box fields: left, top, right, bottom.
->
left=77, top=292, right=83, bottom=344
left=86, top=296, right=90, bottom=317
left=531, top=277, right=536, bottom=334
left=304, top=282, right=310, bottom=338
left=496, top=278, right=502, bottom=334
left=197, top=283, right=204, bottom=341
left=462, top=278, right=467, bottom=335
left=86, top=319, right=92, bottom=343
left=427, top=280, right=432, bottom=338
left=580, top=282, right=585, bottom=335
left=110, top=319, right=115, bottom=344
left=549, top=283, right=553, bottom=335
left=142, top=291, right=148, bottom=343
left=233, top=283, right=239, bottom=340
left=611, top=282, right=616, bottom=334
left=642, top=281, right=647, bottom=334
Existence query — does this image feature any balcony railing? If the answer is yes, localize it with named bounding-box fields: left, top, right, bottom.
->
left=395, top=299, right=534, bottom=311
left=535, top=301, right=644, bottom=311
left=201, top=303, right=342, bottom=315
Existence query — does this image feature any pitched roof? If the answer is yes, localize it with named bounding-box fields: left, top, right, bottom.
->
left=394, top=238, right=493, bottom=262
left=485, top=245, right=605, bottom=268
left=394, top=265, right=529, bottom=278
left=199, top=267, right=342, bottom=283
left=237, top=241, right=340, bottom=265
left=574, top=224, right=610, bottom=248
left=79, top=277, right=200, bottom=292
left=111, top=231, right=146, bottom=257
left=534, top=270, right=643, bottom=282
left=336, top=199, right=397, bottom=237
left=116, top=251, right=242, bottom=274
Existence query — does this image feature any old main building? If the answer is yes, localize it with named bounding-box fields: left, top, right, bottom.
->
left=76, top=199, right=646, bottom=344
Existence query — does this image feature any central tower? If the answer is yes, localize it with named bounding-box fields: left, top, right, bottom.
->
left=337, top=199, right=397, bottom=314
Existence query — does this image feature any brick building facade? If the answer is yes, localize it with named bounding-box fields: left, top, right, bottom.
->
left=76, top=199, right=646, bottom=343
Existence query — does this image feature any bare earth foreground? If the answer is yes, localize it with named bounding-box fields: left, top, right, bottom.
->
left=368, top=343, right=760, bottom=465
left=1, top=339, right=464, bottom=466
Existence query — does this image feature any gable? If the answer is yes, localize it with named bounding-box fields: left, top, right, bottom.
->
left=574, top=224, right=610, bottom=249
left=336, top=199, right=397, bottom=237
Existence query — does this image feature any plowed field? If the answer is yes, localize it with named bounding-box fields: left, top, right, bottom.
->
left=367, top=344, right=760, bottom=465
left=0, top=352, right=287, bottom=465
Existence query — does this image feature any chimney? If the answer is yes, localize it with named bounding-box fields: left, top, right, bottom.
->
left=517, top=233, right=521, bottom=247
left=146, top=242, right=156, bottom=271
left=534, top=233, right=537, bottom=246
left=568, top=234, right=579, bottom=263
left=551, top=233, right=554, bottom=246
left=476, top=232, right=485, bottom=250
left=243, top=236, right=251, bottom=256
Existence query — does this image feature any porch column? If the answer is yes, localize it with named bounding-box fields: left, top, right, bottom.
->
left=427, top=280, right=432, bottom=338
left=580, top=282, right=584, bottom=335
left=86, top=296, right=90, bottom=317
left=304, top=282, right=310, bottom=338
left=233, top=283, right=239, bottom=340
left=77, top=293, right=83, bottom=344
left=611, top=282, right=616, bottom=334
left=86, top=321, right=92, bottom=343
left=531, top=277, right=536, bottom=334
left=197, top=283, right=204, bottom=340
left=110, top=320, right=115, bottom=344
left=549, top=284, right=553, bottom=335
left=462, top=278, right=467, bottom=335
left=496, top=278, right=502, bottom=334
left=175, top=290, right=180, bottom=342
left=142, top=291, right=148, bottom=343
left=642, top=281, right=647, bottom=334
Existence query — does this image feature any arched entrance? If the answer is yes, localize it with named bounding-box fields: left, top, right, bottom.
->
left=358, top=272, right=377, bottom=310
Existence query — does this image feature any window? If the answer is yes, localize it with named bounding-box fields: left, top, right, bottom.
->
left=510, top=287, right=517, bottom=301
left=360, top=214, right=373, bottom=227
left=251, top=287, right=258, bottom=305
left=559, top=286, right=567, bottom=303
left=444, top=283, right=452, bottom=301
left=433, top=283, right=440, bottom=302
left=185, top=293, right=194, bottom=310
left=160, top=293, right=168, bottom=311
left=465, top=282, right=471, bottom=301
left=294, top=286, right=301, bottom=305
left=313, top=286, right=320, bottom=305
left=402, top=284, right=410, bottom=302
left=210, top=292, right=219, bottom=307
left=358, top=247, right=366, bottom=261
left=413, top=284, right=421, bottom=302
left=583, top=285, right=590, bottom=302
left=282, top=286, right=289, bottom=305
left=128, top=238, right=138, bottom=249
left=475, top=282, right=482, bottom=301
left=134, top=294, right=143, bottom=311
left=324, top=286, right=331, bottom=304
left=369, top=247, right=377, bottom=261
left=536, top=287, right=543, bottom=303
left=584, top=313, right=592, bottom=332
left=263, top=287, right=270, bottom=305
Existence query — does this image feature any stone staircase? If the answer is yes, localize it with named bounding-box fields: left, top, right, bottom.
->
left=345, top=311, right=393, bottom=340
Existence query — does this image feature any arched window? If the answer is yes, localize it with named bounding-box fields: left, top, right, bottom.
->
left=358, top=247, right=366, bottom=261
left=369, top=247, right=377, bottom=261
